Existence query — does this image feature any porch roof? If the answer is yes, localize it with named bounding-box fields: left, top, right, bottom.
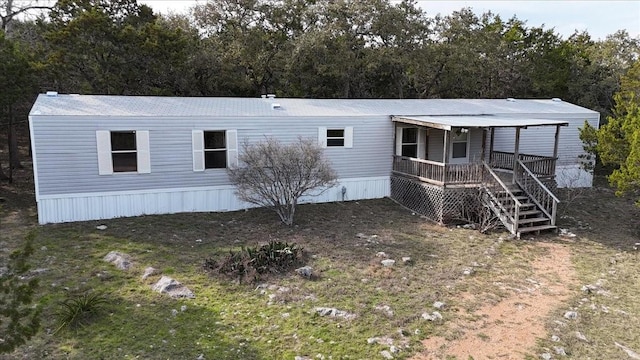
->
left=392, top=115, right=569, bottom=131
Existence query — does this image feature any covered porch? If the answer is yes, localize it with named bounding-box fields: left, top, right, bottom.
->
left=391, top=115, right=568, bottom=186
left=390, top=115, right=568, bottom=237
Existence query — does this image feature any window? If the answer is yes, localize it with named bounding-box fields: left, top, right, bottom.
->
left=204, top=131, right=227, bottom=169
left=96, top=130, right=150, bottom=175
left=192, top=129, right=238, bottom=172
left=111, top=131, right=137, bottom=172
left=451, top=129, right=468, bottom=159
left=318, top=127, right=353, bottom=148
left=326, top=129, right=345, bottom=147
left=401, top=127, right=418, bottom=158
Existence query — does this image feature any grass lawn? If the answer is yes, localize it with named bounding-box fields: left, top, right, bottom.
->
left=1, top=168, right=639, bottom=359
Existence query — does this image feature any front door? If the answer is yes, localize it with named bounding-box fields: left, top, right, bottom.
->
left=449, top=128, right=469, bottom=164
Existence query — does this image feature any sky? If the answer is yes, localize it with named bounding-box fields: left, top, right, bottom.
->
left=139, top=0, right=640, bottom=40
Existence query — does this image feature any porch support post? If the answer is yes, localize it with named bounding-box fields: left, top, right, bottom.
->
left=443, top=129, right=450, bottom=184
left=489, top=127, right=495, bottom=163
left=513, top=127, right=521, bottom=184
left=553, top=124, right=561, bottom=159
left=481, top=128, right=487, bottom=162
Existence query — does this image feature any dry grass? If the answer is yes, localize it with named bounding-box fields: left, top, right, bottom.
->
left=1, top=167, right=639, bottom=359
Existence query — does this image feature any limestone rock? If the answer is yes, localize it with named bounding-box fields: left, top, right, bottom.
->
left=314, top=307, right=356, bottom=320
left=563, top=311, right=578, bottom=320
left=380, top=350, right=394, bottom=359
left=422, top=311, right=443, bottom=321
left=374, top=304, right=394, bottom=317
left=614, top=342, right=640, bottom=360
left=103, top=251, right=133, bottom=270
left=381, top=259, right=395, bottom=267
left=295, top=266, right=313, bottom=279
left=575, top=331, right=589, bottom=342
left=141, top=267, right=159, bottom=280
left=152, top=276, right=195, bottom=299
left=433, top=301, right=446, bottom=309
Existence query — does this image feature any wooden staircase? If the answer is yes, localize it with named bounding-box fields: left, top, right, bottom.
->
left=494, top=183, right=557, bottom=237
left=481, top=161, right=559, bottom=238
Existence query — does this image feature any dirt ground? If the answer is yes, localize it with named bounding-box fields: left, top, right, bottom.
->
left=412, top=242, right=577, bottom=359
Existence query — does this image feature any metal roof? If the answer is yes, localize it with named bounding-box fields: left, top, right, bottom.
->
left=29, top=94, right=599, bottom=118
left=392, top=115, right=569, bottom=130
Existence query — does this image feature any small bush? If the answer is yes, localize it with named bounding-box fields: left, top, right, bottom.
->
left=204, top=241, right=304, bottom=282
left=54, top=292, right=109, bottom=332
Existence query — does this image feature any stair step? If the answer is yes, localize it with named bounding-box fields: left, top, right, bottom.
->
left=501, top=203, right=536, bottom=210
left=518, top=217, right=550, bottom=225
left=519, top=209, right=542, bottom=216
left=518, top=224, right=557, bottom=234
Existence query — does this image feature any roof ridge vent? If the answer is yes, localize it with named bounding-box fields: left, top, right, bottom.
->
left=266, top=94, right=276, bottom=99
left=506, top=97, right=516, bottom=102
left=552, top=98, right=562, bottom=102
left=46, top=91, right=58, bottom=97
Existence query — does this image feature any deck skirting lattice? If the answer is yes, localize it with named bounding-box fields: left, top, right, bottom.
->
left=390, top=175, right=481, bottom=224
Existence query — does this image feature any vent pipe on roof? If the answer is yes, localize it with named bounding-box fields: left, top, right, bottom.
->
left=266, top=94, right=276, bottom=99
left=552, top=98, right=562, bottom=102
left=261, top=94, right=267, bottom=98
left=46, top=91, right=58, bottom=97
left=271, top=103, right=281, bottom=109
left=506, top=97, right=516, bottom=102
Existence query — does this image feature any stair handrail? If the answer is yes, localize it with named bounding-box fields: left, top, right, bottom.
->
left=515, top=159, right=560, bottom=225
left=481, top=161, right=521, bottom=234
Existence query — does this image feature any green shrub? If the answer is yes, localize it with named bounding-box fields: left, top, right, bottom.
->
left=204, top=241, right=304, bottom=282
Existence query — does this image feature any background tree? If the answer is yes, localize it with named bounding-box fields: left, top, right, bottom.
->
left=43, top=0, right=193, bottom=95
left=0, top=31, right=36, bottom=180
left=0, top=233, right=41, bottom=354
left=580, top=60, right=640, bottom=203
left=228, top=138, right=337, bottom=225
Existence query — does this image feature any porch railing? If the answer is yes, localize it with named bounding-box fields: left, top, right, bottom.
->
left=490, top=151, right=557, bottom=177
left=481, top=161, right=521, bottom=234
left=392, top=156, right=483, bottom=186
left=514, top=159, right=559, bottom=226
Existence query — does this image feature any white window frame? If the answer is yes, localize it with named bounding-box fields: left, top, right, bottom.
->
left=449, top=127, right=470, bottom=164
left=96, top=130, right=150, bottom=175
left=193, top=129, right=238, bottom=172
left=318, top=126, right=353, bottom=148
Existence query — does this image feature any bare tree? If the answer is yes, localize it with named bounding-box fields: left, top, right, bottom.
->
left=228, top=137, right=338, bottom=225
left=1, top=0, right=52, bottom=33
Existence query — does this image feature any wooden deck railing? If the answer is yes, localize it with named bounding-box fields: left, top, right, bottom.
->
left=392, top=156, right=483, bottom=185
left=514, top=160, right=559, bottom=225
left=490, top=151, right=557, bottom=177
left=392, top=156, right=445, bottom=185
left=481, top=161, right=521, bottom=234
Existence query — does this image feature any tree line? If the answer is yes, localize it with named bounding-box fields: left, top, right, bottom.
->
left=1, top=0, right=639, bottom=181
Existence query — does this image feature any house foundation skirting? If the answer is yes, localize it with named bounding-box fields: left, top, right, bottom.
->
left=390, top=175, right=481, bottom=224
left=36, top=176, right=390, bottom=224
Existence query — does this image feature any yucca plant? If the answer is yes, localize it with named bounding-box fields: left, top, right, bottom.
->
left=54, top=292, right=109, bottom=333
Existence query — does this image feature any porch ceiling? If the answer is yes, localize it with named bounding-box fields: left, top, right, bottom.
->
left=392, top=115, right=569, bottom=130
